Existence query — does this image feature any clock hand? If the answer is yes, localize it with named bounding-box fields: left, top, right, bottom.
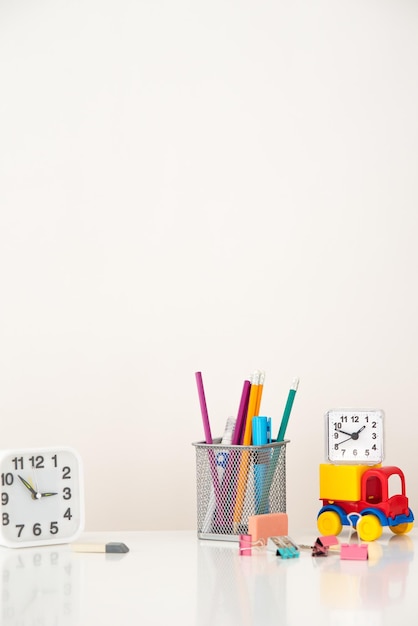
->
left=18, top=475, right=41, bottom=500
left=40, top=491, right=58, bottom=498
left=337, top=425, right=366, bottom=442
left=337, top=429, right=355, bottom=437
left=336, top=436, right=354, bottom=446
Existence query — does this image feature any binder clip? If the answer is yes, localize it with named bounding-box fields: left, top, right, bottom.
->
left=239, top=534, right=253, bottom=556
left=311, top=535, right=339, bottom=557
left=267, top=536, right=300, bottom=559
left=340, top=513, right=368, bottom=561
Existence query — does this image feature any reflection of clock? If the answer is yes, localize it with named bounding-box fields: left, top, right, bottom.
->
left=0, top=447, right=84, bottom=547
left=0, top=546, right=80, bottom=625
left=326, top=409, right=384, bottom=465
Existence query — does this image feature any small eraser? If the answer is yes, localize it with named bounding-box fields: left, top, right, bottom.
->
left=248, top=513, right=288, bottom=544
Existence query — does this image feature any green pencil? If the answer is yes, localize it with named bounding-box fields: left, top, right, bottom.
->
left=277, top=378, right=299, bottom=441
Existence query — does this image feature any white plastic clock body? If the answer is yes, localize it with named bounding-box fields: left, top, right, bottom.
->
left=0, top=446, right=84, bottom=548
left=326, top=409, right=384, bottom=465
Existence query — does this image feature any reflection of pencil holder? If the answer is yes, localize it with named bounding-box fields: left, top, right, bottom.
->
left=193, top=439, right=287, bottom=541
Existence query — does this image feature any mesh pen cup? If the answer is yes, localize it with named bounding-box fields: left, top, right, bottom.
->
left=193, top=439, right=287, bottom=541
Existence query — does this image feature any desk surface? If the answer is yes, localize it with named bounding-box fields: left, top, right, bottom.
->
left=0, top=528, right=416, bottom=625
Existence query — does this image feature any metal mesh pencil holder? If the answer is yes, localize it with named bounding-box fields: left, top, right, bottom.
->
left=193, top=439, right=287, bottom=541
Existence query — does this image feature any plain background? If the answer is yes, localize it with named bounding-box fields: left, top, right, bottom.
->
left=1, top=0, right=418, bottom=534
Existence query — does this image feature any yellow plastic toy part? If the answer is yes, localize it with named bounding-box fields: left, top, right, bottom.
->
left=356, top=514, right=383, bottom=541
left=317, top=510, right=342, bottom=537
left=389, top=522, right=414, bottom=535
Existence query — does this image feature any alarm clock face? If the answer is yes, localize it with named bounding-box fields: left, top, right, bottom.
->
left=0, top=447, right=84, bottom=548
left=326, top=409, right=384, bottom=465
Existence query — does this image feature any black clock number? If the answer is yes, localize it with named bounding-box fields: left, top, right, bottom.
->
left=64, top=507, right=73, bottom=520
left=2, top=512, right=9, bottom=526
left=63, top=487, right=72, bottom=500
left=62, top=467, right=71, bottom=479
left=50, top=521, right=59, bottom=535
left=2, top=493, right=9, bottom=505
left=1, top=473, right=13, bottom=486
left=12, top=457, right=24, bottom=470
left=29, top=456, right=45, bottom=469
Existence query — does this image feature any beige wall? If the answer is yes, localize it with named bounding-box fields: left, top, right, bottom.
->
left=1, top=0, right=418, bottom=533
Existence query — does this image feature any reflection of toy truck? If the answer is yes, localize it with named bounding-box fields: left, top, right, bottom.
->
left=317, top=464, right=414, bottom=541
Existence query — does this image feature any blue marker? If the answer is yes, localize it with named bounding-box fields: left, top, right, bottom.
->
left=252, top=416, right=271, bottom=513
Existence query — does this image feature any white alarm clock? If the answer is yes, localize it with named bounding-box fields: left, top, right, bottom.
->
left=0, top=446, right=84, bottom=548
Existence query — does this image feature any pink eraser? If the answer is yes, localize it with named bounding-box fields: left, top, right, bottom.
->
left=248, top=513, right=288, bottom=544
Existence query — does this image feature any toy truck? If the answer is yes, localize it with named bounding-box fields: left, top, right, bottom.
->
left=317, top=464, right=414, bottom=541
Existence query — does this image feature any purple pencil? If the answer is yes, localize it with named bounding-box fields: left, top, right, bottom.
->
left=195, top=371, right=213, bottom=444
left=195, top=371, right=224, bottom=527
left=232, top=379, right=251, bottom=445
left=220, top=379, right=251, bottom=527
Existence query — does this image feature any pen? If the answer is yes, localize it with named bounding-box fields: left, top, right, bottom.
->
left=252, top=416, right=271, bottom=513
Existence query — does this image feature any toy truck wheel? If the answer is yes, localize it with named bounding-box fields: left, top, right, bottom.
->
left=317, top=511, right=342, bottom=536
left=389, top=522, right=414, bottom=535
left=357, top=514, right=382, bottom=542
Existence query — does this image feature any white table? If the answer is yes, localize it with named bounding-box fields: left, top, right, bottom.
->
left=0, top=529, right=416, bottom=625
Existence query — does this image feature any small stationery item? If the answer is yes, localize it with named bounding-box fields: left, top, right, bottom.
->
left=239, top=534, right=253, bottom=556
left=267, top=536, right=300, bottom=559
left=340, top=542, right=368, bottom=560
left=311, top=535, right=339, bottom=557
left=232, top=379, right=251, bottom=445
left=71, top=542, right=129, bottom=553
left=340, top=512, right=368, bottom=560
left=252, top=416, right=271, bottom=512
left=195, top=371, right=213, bottom=444
left=233, top=370, right=263, bottom=529
left=194, top=371, right=225, bottom=526
left=248, top=512, right=288, bottom=545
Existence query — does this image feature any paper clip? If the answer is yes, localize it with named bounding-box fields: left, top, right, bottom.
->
left=267, top=536, right=300, bottom=559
